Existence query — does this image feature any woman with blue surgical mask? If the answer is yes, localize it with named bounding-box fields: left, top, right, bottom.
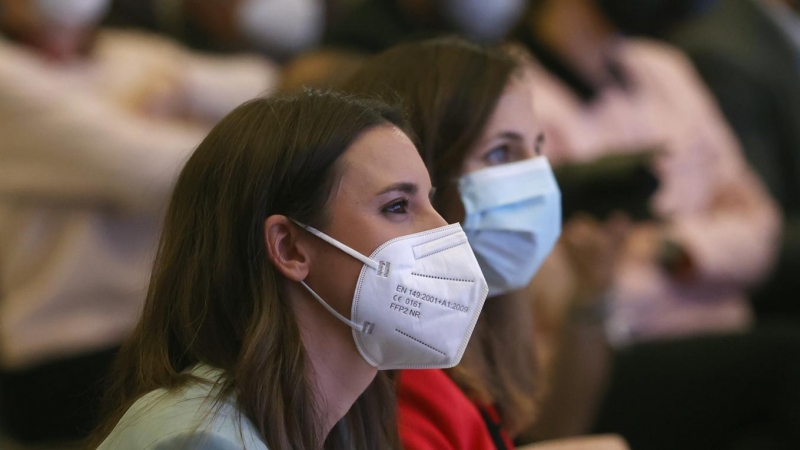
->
left=343, top=38, right=626, bottom=450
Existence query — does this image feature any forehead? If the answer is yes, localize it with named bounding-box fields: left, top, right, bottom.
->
left=337, top=125, right=430, bottom=194
left=483, top=77, right=537, bottom=134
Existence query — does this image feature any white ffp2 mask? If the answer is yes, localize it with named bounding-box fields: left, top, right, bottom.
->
left=459, top=156, right=562, bottom=296
left=294, top=222, right=488, bottom=370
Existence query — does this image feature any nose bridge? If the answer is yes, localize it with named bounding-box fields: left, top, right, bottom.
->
left=523, top=142, right=538, bottom=159
left=422, top=203, right=449, bottom=230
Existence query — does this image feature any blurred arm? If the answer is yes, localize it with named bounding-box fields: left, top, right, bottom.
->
left=518, top=434, right=629, bottom=450
left=662, top=53, right=781, bottom=287
left=181, top=52, right=280, bottom=123
left=527, top=314, right=613, bottom=440
left=521, top=218, right=624, bottom=441
left=0, top=38, right=206, bottom=213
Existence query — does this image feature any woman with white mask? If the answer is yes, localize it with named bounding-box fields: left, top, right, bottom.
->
left=343, top=38, right=627, bottom=450
left=89, top=90, right=489, bottom=450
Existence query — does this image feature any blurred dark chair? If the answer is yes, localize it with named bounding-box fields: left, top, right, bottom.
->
left=554, top=152, right=660, bottom=223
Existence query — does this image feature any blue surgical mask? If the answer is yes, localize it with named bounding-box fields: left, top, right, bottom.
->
left=458, top=156, right=562, bottom=296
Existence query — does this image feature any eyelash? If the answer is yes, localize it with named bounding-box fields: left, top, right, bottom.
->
left=382, top=198, right=409, bottom=214
left=484, top=145, right=510, bottom=164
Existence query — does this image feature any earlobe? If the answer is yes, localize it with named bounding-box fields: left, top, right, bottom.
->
left=265, top=215, right=311, bottom=282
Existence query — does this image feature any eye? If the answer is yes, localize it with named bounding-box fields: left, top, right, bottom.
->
left=382, top=198, right=409, bottom=214
left=483, top=144, right=510, bottom=165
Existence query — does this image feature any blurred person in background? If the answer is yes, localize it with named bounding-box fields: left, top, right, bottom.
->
left=326, top=0, right=526, bottom=53
left=106, top=0, right=327, bottom=60
left=670, top=0, right=800, bottom=322
left=519, top=0, right=779, bottom=362
left=281, top=0, right=528, bottom=90
left=514, top=1, right=800, bottom=449
left=0, top=0, right=275, bottom=444
left=343, top=38, right=628, bottom=450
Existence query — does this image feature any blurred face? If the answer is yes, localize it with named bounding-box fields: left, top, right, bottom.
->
left=435, top=75, right=545, bottom=224
left=461, top=76, right=545, bottom=175
left=301, top=125, right=447, bottom=319
left=0, top=0, right=108, bottom=60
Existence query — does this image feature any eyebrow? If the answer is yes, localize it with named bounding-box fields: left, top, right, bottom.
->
left=495, top=131, right=546, bottom=154
left=496, top=131, right=525, bottom=142
left=377, top=182, right=419, bottom=196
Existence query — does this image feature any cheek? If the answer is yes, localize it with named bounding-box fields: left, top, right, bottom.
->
left=309, top=243, right=365, bottom=316
left=311, top=214, right=389, bottom=315
left=461, top=154, right=489, bottom=175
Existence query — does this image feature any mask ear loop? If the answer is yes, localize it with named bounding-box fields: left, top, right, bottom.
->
left=291, top=219, right=376, bottom=334
left=290, top=219, right=379, bottom=270
left=299, top=281, right=374, bottom=334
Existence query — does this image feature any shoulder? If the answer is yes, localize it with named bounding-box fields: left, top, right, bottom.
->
left=139, top=430, right=245, bottom=450
left=397, top=369, right=495, bottom=450
left=620, top=38, right=698, bottom=80
left=98, top=367, right=267, bottom=450
left=618, top=38, right=718, bottom=109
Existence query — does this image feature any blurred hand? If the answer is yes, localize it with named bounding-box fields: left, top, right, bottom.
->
left=621, top=221, right=697, bottom=282
left=560, top=213, right=630, bottom=306
left=125, top=67, right=190, bottom=119
left=621, top=222, right=662, bottom=263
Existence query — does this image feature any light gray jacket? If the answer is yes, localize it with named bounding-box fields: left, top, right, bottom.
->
left=97, top=365, right=268, bottom=450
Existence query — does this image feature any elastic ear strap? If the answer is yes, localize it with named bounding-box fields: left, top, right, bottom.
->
left=291, top=219, right=379, bottom=270
left=300, top=281, right=371, bottom=333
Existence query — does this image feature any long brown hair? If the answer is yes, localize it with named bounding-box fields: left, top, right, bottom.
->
left=342, top=38, right=539, bottom=436
left=89, top=90, right=405, bottom=449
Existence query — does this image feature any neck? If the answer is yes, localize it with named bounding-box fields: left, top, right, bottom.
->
left=531, top=0, right=620, bottom=86
left=290, top=282, right=378, bottom=437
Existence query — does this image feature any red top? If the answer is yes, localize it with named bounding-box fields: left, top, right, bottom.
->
left=397, top=369, right=515, bottom=450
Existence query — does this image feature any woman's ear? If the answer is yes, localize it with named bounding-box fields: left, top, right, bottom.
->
left=265, top=215, right=311, bottom=282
